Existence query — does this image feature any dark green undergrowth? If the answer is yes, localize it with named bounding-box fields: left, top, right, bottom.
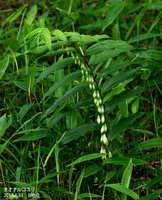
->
left=0, top=0, right=162, bottom=199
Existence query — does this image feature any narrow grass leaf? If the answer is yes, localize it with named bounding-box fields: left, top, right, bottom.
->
left=84, top=164, right=101, bottom=178
left=121, top=159, right=133, bottom=200
left=128, top=33, right=160, bottom=43
left=74, top=169, right=85, bottom=200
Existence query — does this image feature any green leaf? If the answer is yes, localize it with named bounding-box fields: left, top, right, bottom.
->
left=25, top=28, right=42, bottom=39
left=139, top=190, right=162, bottom=200
left=36, top=58, right=74, bottom=83
left=66, top=110, right=77, bottom=130
left=14, top=81, right=28, bottom=92
left=42, top=28, right=51, bottom=51
left=84, top=164, right=101, bottom=178
left=103, top=157, right=147, bottom=165
left=41, top=83, right=89, bottom=118
left=108, top=112, right=144, bottom=140
left=74, top=169, right=85, bottom=200
left=89, top=49, right=125, bottom=66
left=121, top=159, right=133, bottom=200
left=103, top=2, right=125, bottom=30
left=137, top=50, right=162, bottom=61
left=128, top=33, right=160, bottom=43
left=67, top=153, right=106, bottom=168
left=0, top=114, right=6, bottom=138
left=17, top=104, right=32, bottom=121
left=105, top=87, right=145, bottom=111
left=78, top=193, right=102, bottom=199
left=26, top=5, right=37, bottom=25
left=134, top=138, right=162, bottom=152
left=14, top=130, right=48, bottom=142
left=131, top=97, right=139, bottom=114
left=52, top=29, right=67, bottom=41
left=2, top=4, right=27, bottom=27
left=86, top=40, right=133, bottom=56
left=49, top=99, right=93, bottom=127
left=101, top=68, right=139, bottom=94
left=0, top=57, right=9, bottom=79
left=61, top=123, right=99, bottom=145
left=105, top=184, right=139, bottom=199
left=42, top=71, right=82, bottom=101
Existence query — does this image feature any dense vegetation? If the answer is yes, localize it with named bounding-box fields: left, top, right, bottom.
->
left=0, top=0, right=162, bottom=199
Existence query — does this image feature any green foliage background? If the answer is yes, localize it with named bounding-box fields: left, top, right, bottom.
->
left=0, top=0, right=162, bottom=199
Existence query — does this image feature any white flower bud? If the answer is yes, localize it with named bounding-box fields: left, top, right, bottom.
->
left=104, top=124, right=107, bottom=132
left=98, top=98, right=102, bottom=104
left=78, top=59, right=81, bottom=65
left=94, top=98, right=97, bottom=104
left=92, top=84, right=95, bottom=90
left=100, top=146, right=106, bottom=154
left=101, top=134, right=108, bottom=146
left=93, top=91, right=97, bottom=98
left=89, top=83, right=92, bottom=89
left=101, top=125, right=105, bottom=134
left=97, top=115, right=101, bottom=124
left=97, top=91, right=100, bottom=98
left=95, top=100, right=99, bottom=107
left=81, top=69, right=84, bottom=75
left=108, top=150, right=112, bottom=158
left=101, top=106, right=104, bottom=114
left=81, top=63, right=85, bottom=69
left=86, top=76, right=89, bottom=82
left=101, top=115, right=105, bottom=123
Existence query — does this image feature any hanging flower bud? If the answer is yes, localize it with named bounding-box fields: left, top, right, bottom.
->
left=92, top=83, right=95, bottom=90
left=97, top=115, right=101, bottom=124
left=81, top=69, right=84, bottom=75
left=93, top=91, right=97, bottom=98
left=101, top=115, right=105, bottom=123
left=108, top=150, right=112, bottom=158
left=96, top=91, right=100, bottom=98
left=98, top=98, right=102, bottom=105
left=104, top=124, right=107, bottom=132
left=101, top=134, right=108, bottom=146
left=94, top=98, right=98, bottom=104
left=95, top=99, right=99, bottom=107
left=89, top=83, right=92, bottom=89
left=101, top=125, right=105, bottom=133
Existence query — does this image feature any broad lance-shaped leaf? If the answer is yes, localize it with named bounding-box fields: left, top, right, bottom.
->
left=132, top=138, right=162, bottom=152
left=103, top=2, right=125, bottom=31
left=52, top=29, right=67, bottom=41
left=105, top=184, right=139, bottom=200
left=97, top=61, right=132, bottom=79
left=61, top=123, right=99, bottom=145
left=41, top=83, right=89, bottom=119
left=128, top=33, right=160, bottom=44
left=50, top=98, right=93, bottom=128
left=18, top=104, right=32, bottom=121
left=121, top=159, right=133, bottom=200
left=103, top=157, right=147, bottom=165
left=26, top=4, right=37, bottom=25
left=139, top=190, right=162, bottom=200
left=36, top=58, right=74, bottom=83
left=89, top=49, right=125, bottom=66
left=86, top=40, right=133, bottom=56
left=0, top=57, right=9, bottom=79
left=67, top=153, right=106, bottom=168
left=108, top=112, right=144, bottom=141
left=101, top=68, right=139, bottom=94
left=42, top=70, right=82, bottom=102
left=105, top=87, right=145, bottom=111
left=0, top=114, right=6, bottom=138
left=42, top=28, right=51, bottom=51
